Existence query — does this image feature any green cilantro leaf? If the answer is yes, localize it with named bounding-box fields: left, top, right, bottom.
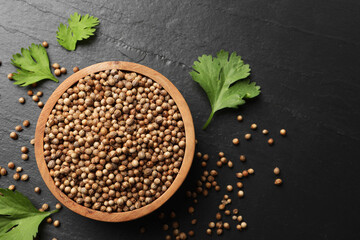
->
left=10, top=43, right=58, bottom=86
left=190, top=50, right=261, bottom=129
left=57, top=12, right=99, bottom=51
left=0, top=189, right=58, bottom=240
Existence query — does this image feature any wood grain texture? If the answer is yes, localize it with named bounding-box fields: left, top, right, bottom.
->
left=34, top=61, right=195, bottom=222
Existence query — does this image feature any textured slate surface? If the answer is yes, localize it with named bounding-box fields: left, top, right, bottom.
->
left=0, top=0, right=360, bottom=239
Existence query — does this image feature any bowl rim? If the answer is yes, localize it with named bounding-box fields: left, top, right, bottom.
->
left=34, top=61, right=195, bottom=222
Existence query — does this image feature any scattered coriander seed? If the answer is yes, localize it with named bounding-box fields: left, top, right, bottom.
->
left=236, top=172, right=243, bottom=178
left=23, top=120, right=30, bottom=127
left=42, top=41, right=49, bottom=48
left=19, top=97, right=25, bottom=104
left=226, top=185, right=233, bottom=192
left=52, top=63, right=60, bottom=69
left=163, top=224, right=169, bottom=231
left=201, top=161, right=207, bottom=167
left=215, top=185, right=221, bottom=191
left=139, top=226, right=146, bottom=234
left=42, top=203, right=49, bottom=211
left=8, top=185, right=16, bottom=191
left=188, top=230, right=195, bottom=237
left=216, top=229, right=223, bottom=235
left=227, top=161, right=233, bottom=168
left=10, top=132, right=18, bottom=139
left=15, top=125, right=23, bottom=132
left=191, top=219, right=197, bottom=225
left=7, top=73, right=13, bottom=80
left=233, top=208, right=239, bottom=215
left=170, top=211, right=176, bottom=218
left=236, top=182, right=243, bottom=188
left=54, top=69, right=61, bottom=76
left=21, top=154, right=28, bottom=160
left=239, top=155, right=246, bottom=162
left=248, top=168, right=254, bottom=174
left=21, top=174, right=29, bottom=181
left=179, top=232, right=187, bottom=240
left=27, top=90, right=33, bottom=96
left=73, top=66, right=79, bottom=72
left=236, top=224, right=242, bottom=230
left=216, top=161, right=222, bottom=167
left=21, top=146, right=29, bottom=153
left=262, top=129, right=269, bottom=135
left=46, top=217, right=53, bottom=223
left=218, top=152, right=225, bottom=157
left=275, top=178, right=283, bottom=185
left=0, top=168, right=7, bottom=176
left=165, top=235, right=171, bottom=240
left=38, top=101, right=44, bottom=108
left=35, top=187, right=41, bottom=193
left=36, top=91, right=43, bottom=97
left=241, top=221, right=247, bottom=229
left=232, top=215, right=237, bottom=220
left=202, top=154, right=209, bottom=161
left=232, top=138, right=240, bottom=145
left=274, top=167, right=280, bottom=175
left=268, top=138, right=274, bottom=145
left=244, top=133, right=251, bottom=140
left=224, top=210, right=231, bottom=216
left=13, top=173, right=20, bottom=180
left=206, top=229, right=212, bottom=235
left=250, top=123, right=257, bottom=130
left=32, top=95, right=39, bottom=102
left=209, top=222, right=215, bottom=228
left=237, top=115, right=243, bottom=122
left=237, top=215, right=243, bottom=222
left=216, top=212, right=222, bottom=220
left=188, top=206, right=195, bottom=214
left=237, top=190, right=244, bottom=198
left=219, top=204, right=225, bottom=210
left=55, top=203, right=62, bottom=209
left=8, top=162, right=15, bottom=169
left=60, top=67, right=67, bottom=74
left=242, top=170, right=249, bottom=177
left=39, top=208, right=44, bottom=212
left=31, top=83, right=37, bottom=87
left=30, top=138, right=35, bottom=145
left=53, top=220, right=60, bottom=227
left=16, top=166, right=22, bottom=173
left=196, top=152, right=202, bottom=158
left=223, top=222, right=230, bottom=229
left=280, top=129, right=287, bottom=136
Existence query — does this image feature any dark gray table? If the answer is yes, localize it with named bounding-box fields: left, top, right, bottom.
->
left=1, top=0, right=359, bottom=239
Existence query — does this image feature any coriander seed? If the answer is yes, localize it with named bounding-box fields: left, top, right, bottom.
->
left=237, top=115, right=243, bottom=121
left=250, top=123, right=257, bottom=130
left=7, top=73, right=13, bottom=80
left=241, top=221, right=247, bottom=229
left=0, top=168, right=7, bottom=176
left=8, top=162, right=15, bottom=169
left=53, top=220, right=60, bottom=227
left=16, top=167, right=22, bottom=173
left=46, top=217, right=52, bottom=223
left=268, top=138, right=274, bottom=145
left=262, top=129, right=269, bottom=135
left=244, top=133, right=251, bottom=140
left=23, top=120, right=30, bottom=127
left=56, top=203, right=62, bottom=209
left=42, top=41, right=49, bottom=48
left=232, top=138, right=239, bottom=145
left=236, top=182, right=243, bottom=188
left=21, top=146, right=29, bottom=153
left=36, top=91, right=43, bottom=97
left=248, top=168, right=254, bottom=174
left=216, top=229, right=223, bottom=235
left=54, top=69, right=61, bottom=76
left=52, top=63, right=60, bottom=69
left=237, top=190, right=244, bottom=198
left=38, top=101, right=44, bottom=108
left=208, top=222, right=215, bottom=228
left=206, top=229, right=212, bottom=235
left=19, top=97, right=25, bottom=104
left=35, top=187, right=41, bottom=193
left=27, top=90, right=33, bottom=96
left=188, top=206, right=195, bottom=214
left=10, top=132, right=18, bottom=139
left=226, top=185, right=233, bottom=192
left=73, top=66, right=79, bottom=72
left=42, top=203, right=49, bottom=211
left=275, top=178, right=283, bottom=185
left=21, top=174, right=29, bottom=181
left=280, top=129, right=287, bottom=136
left=239, top=155, right=246, bottom=162
left=60, top=67, right=67, bottom=74
left=15, top=125, right=22, bottom=132
left=21, top=154, right=28, bottom=160
left=13, top=173, right=20, bottom=180
left=274, top=167, right=280, bottom=175
left=242, top=170, right=249, bottom=177
left=9, top=185, right=16, bottom=191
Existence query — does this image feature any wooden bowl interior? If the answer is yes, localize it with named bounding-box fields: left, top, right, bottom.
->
left=35, top=61, right=195, bottom=222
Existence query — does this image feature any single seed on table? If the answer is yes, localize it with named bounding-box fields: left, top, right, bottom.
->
left=27, top=90, right=33, bottom=96
left=8, top=162, right=15, bottom=169
left=42, top=203, right=49, bottom=211
left=21, top=174, right=29, bottom=181
left=218, top=152, right=225, bottom=157
left=232, top=138, right=239, bottom=145
left=233, top=208, right=239, bottom=214
left=0, top=168, right=7, bottom=176
left=139, top=226, right=146, bottom=234
left=35, top=187, right=41, bottom=193
left=53, top=220, right=60, bottom=227
left=232, top=215, right=237, bottom=220
left=23, top=120, right=30, bottom=127
left=46, top=217, right=52, bottom=223
left=262, top=129, right=269, bottom=135
left=179, top=232, right=187, bottom=240
left=268, top=138, right=274, bottom=145
left=163, top=224, right=169, bottom=231
left=216, top=229, right=223, bottom=235
left=52, top=63, right=60, bottom=69
left=165, top=235, right=171, bottom=240
left=238, top=190, right=244, bottom=198
left=274, top=167, right=280, bottom=175
left=30, top=139, right=35, bottom=145
left=201, top=161, right=207, bottom=167
left=239, top=155, right=246, bottom=162
left=220, top=157, right=227, bottom=163
left=21, top=146, right=29, bottom=153
left=237, top=215, right=243, bottom=222
left=42, top=41, right=48, bottom=48
left=38, top=101, right=44, bottom=108
left=36, top=91, right=43, bottom=97
left=19, top=97, right=25, bottom=104
left=31, top=83, right=37, bottom=87
left=241, top=222, right=247, bottom=229
left=55, top=203, right=62, bottom=209
left=21, top=154, right=28, bottom=160
left=237, top=182, right=243, bottom=188
left=242, top=170, right=249, bottom=177
left=15, top=125, right=22, bottom=132
left=223, top=222, right=230, bottom=229
left=216, top=212, right=222, bottom=220
left=170, top=211, right=176, bottom=218
left=191, top=219, right=197, bottom=225
left=32, top=95, right=39, bottom=102
left=202, top=154, right=209, bottom=161
left=250, top=123, right=257, bottom=130
left=7, top=73, right=13, bottom=80
left=280, top=129, right=287, bottom=136
left=245, top=133, right=251, bottom=140
left=8, top=185, right=16, bottom=191
left=52, top=238, right=57, bottom=240
left=215, top=185, right=221, bottom=191
left=208, top=222, right=215, bottom=228
left=60, top=67, right=67, bottom=74
left=39, top=208, right=44, bottom=212
left=275, top=178, right=283, bottom=185
left=226, top=185, right=233, bottom=192
left=227, top=161, right=233, bottom=168
left=188, top=206, right=195, bottom=214
left=54, top=69, right=61, bottom=76
left=216, top=161, right=222, bottom=167
left=16, top=166, right=22, bottom=172
left=248, top=168, right=254, bottom=174
left=188, top=230, right=195, bottom=237
left=236, top=224, right=242, bottom=230
left=73, top=66, right=79, bottom=72
left=224, top=210, right=231, bottom=216
left=206, top=229, right=212, bottom=235
left=236, top=172, right=243, bottom=178
left=196, top=152, right=202, bottom=158
left=10, top=132, right=18, bottom=139
left=237, top=115, right=243, bottom=122
left=219, top=204, right=225, bottom=210
left=13, top=173, right=20, bottom=180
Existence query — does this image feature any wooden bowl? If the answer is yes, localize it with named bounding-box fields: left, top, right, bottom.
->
left=35, top=61, right=195, bottom=222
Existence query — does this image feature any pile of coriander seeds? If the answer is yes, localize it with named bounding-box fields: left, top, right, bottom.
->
left=43, top=69, right=186, bottom=212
